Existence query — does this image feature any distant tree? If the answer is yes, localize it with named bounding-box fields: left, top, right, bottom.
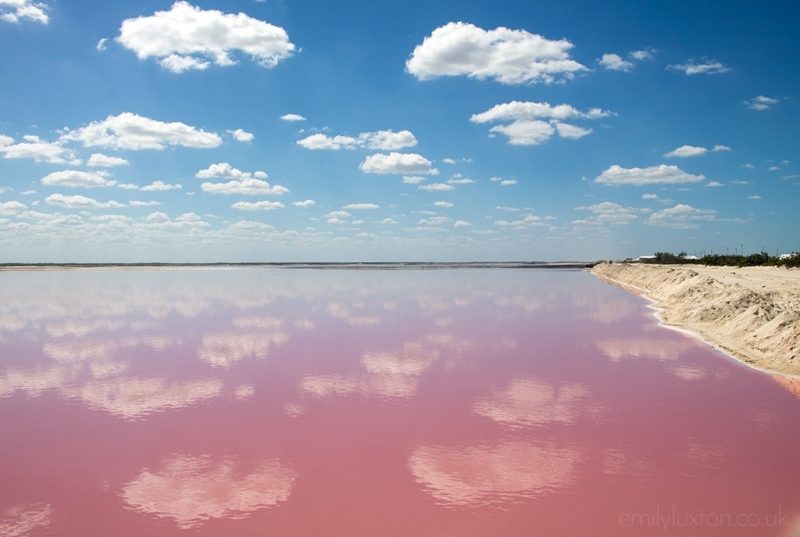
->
left=635, top=250, right=798, bottom=268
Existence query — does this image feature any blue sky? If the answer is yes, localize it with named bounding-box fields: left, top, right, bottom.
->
left=0, top=0, right=798, bottom=261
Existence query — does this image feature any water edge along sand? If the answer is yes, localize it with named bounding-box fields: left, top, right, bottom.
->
left=592, top=262, right=800, bottom=377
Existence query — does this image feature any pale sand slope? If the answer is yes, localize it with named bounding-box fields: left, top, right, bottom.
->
left=592, top=263, right=800, bottom=375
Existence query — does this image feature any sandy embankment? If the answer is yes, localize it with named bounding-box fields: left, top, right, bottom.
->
left=592, top=263, right=800, bottom=375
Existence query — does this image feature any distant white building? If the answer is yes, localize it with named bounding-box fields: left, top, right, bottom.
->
left=683, top=255, right=699, bottom=260
left=779, top=252, right=798, bottom=260
left=637, top=255, right=656, bottom=261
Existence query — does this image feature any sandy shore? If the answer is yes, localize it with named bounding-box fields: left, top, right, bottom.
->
left=592, top=263, right=800, bottom=375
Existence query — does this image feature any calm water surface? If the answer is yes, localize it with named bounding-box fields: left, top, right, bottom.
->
left=0, top=269, right=798, bottom=536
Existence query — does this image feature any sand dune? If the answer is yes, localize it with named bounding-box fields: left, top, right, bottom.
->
left=592, top=263, right=800, bottom=375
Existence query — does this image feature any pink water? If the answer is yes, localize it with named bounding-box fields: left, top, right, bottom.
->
left=0, top=269, right=798, bottom=536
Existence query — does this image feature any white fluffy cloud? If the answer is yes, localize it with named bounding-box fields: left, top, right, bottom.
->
left=40, top=170, right=115, bottom=188
left=446, top=175, right=474, bottom=185
left=343, top=203, right=379, bottom=210
left=594, top=164, right=705, bottom=186
left=360, top=152, right=438, bottom=175
left=470, top=101, right=610, bottom=124
left=297, top=129, right=417, bottom=151
left=45, top=193, right=125, bottom=209
left=202, top=179, right=288, bottom=196
left=325, top=210, right=350, bottom=220
left=292, top=199, right=315, bottom=207
left=490, top=120, right=593, bottom=145
left=402, top=176, right=425, bottom=184
left=418, top=215, right=452, bottom=227
left=490, top=121, right=554, bottom=146
left=433, top=201, right=453, bottom=208
left=196, top=162, right=286, bottom=195
left=0, top=200, right=27, bottom=215
left=296, top=133, right=358, bottom=150
left=419, top=183, right=454, bottom=192
left=321, top=210, right=354, bottom=225
left=159, top=54, right=209, bottom=72
left=138, top=212, right=209, bottom=230
left=494, top=214, right=553, bottom=228
left=630, top=49, right=654, bottom=61
left=0, top=137, right=77, bottom=164
left=145, top=212, right=169, bottom=222
left=0, top=0, right=48, bottom=24
left=87, top=153, right=129, bottom=167
left=647, top=204, right=716, bottom=228
left=280, top=113, right=305, bottom=122
left=231, top=200, right=284, bottom=211
left=599, top=49, right=653, bottom=71
left=361, top=130, right=417, bottom=150
left=667, top=59, right=731, bottom=75
left=229, top=129, right=254, bottom=143
left=664, top=144, right=731, bottom=158
left=195, top=162, right=267, bottom=180
left=62, top=112, right=221, bottom=150
left=599, top=53, right=633, bottom=71
left=664, top=145, right=706, bottom=158
left=573, top=202, right=639, bottom=226
left=554, top=122, right=592, bottom=139
left=744, top=95, right=779, bottom=111
left=141, top=180, right=182, bottom=192
left=117, top=2, right=295, bottom=73
left=470, top=101, right=609, bottom=146
left=406, top=22, right=586, bottom=84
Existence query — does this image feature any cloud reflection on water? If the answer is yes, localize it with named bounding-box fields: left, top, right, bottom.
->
left=299, top=335, right=464, bottom=400
left=74, top=377, right=223, bottom=419
left=0, top=504, right=52, bottom=537
left=473, top=378, right=592, bottom=428
left=122, top=455, right=295, bottom=529
left=596, top=337, right=694, bottom=361
left=198, top=330, right=289, bottom=368
left=408, top=441, right=582, bottom=508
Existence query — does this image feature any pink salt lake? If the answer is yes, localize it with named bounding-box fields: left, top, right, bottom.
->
left=0, top=269, right=798, bottom=536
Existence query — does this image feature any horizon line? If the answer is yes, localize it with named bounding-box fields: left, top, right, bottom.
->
left=0, top=260, right=600, bottom=269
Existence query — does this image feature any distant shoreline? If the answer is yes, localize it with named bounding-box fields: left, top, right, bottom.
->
left=0, top=261, right=600, bottom=271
